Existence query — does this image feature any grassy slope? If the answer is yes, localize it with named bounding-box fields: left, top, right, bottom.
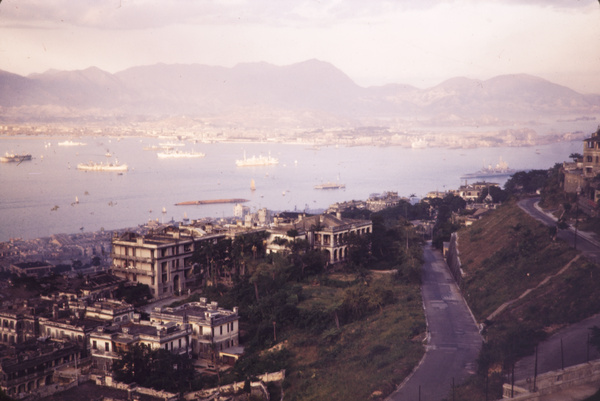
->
left=453, top=200, right=600, bottom=399
left=283, top=273, right=425, bottom=401
left=456, top=201, right=580, bottom=321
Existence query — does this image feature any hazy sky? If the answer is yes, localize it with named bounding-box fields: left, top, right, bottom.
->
left=1, top=0, right=599, bottom=93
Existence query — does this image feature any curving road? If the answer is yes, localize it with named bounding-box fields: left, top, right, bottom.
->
left=518, top=197, right=600, bottom=264
left=387, top=243, right=482, bottom=401
left=516, top=197, right=600, bottom=382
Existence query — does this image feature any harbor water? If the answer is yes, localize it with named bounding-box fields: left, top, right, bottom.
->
left=0, top=136, right=584, bottom=242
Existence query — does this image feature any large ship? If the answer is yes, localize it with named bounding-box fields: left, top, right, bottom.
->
left=77, top=161, right=128, bottom=172
left=58, top=140, right=86, bottom=146
left=461, top=157, right=516, bottom=179
left=236, top=151, right=279, bottom=167
left=157, top=150, right=205, bottom=159
left=159, top=142, right=185, bottom=148
left=175, top=198, right=249, bottom=206
left=314, top=182, right=346, bottom=190
left=1, top=153, right=32, bottom=163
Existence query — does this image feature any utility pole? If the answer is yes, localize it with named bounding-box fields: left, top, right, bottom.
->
left=574, top=186, right=581, bottom=250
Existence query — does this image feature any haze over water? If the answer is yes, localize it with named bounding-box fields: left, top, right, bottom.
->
left=0, top=135, right=585, bottom=242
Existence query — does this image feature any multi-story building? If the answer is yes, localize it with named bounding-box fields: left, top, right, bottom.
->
left=89, top=321, right=192, bottom=373
left=563, top=127, right=600, bottom=215
left=0, top=300, right=51, bottom=346
left=110, top=228, right=215, bottom=298
left=454, top=181, right=499, bottom=202
left=150, top=298, right=240, bottom=363
left=268, top=213, right=372, bottom=265
left=366, top=191, right=403, bottom=212
left=9, top=261, right=55, bottom=277
left=583, top=126, right=600, bottom=178
left=0, top=339, right=82, bottom=398
left=257, top=208, right=272, bottom=226
left=233, top=203, right=250, bottom=218
left=39, top=299, right=135, bottom=357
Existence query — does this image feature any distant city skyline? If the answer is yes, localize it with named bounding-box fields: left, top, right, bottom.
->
left=1, top=0, right=599, bottom=93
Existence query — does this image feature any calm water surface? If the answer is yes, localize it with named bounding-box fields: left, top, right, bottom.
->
left=0, top=136, right=582, bottom=241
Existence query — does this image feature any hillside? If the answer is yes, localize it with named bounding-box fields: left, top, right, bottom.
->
left=452, top=201, right=600, bottom=398
left=456, top=201, right=580, bottom=320
left=283, top=273, right=425, bottom=401
left=0, top=60, right=598, bottom=127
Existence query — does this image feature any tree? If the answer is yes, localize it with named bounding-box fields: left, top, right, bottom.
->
left=504, top=169, right=549, bottom=195
left=113, top=344, right=198, bottom=393
left=115, top=283, right=152, bottom=306
left=590, top=326, right=600, bottom=353
left=569, top=152, right=583, bottom=162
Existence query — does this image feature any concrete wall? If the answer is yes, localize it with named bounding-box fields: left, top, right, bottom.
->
left=184, top=369, right=285, bottom=400
left=446, top=232, right=464, bottom=288
left=502, top=359, right=600, bottom=400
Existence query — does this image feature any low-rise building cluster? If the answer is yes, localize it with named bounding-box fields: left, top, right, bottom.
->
left=0, top=268, right=240, bottom=399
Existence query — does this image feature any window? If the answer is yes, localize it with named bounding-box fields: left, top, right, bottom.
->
left=588, top=156, right=593, bottom=163
left=105, top=342, right=109, bottom=352
left=220, top=326, right=223, bottom=335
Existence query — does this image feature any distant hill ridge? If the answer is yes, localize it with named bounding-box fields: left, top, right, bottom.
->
left=0, top=59, right=598, bottom=124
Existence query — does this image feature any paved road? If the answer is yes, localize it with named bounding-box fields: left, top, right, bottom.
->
left=387, top=243, right=482, bottom=401
left=518, top=197, right=600, bottom=264
left=516, top=197, right=600, bottom=383
left=514, top=314, right=600, bottom=382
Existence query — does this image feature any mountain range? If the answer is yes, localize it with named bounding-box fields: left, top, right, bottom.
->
left=1, top=59, right=598, bottom=126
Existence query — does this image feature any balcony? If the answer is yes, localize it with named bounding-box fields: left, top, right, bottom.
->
left=90, top=349, right=120, bottom=359
left=110, top=253, right=153, bottom=263
left=110, top=265, right=155, bottom=277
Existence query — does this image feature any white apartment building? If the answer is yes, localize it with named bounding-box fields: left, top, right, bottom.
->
left=110, top=229, right=222, bottom=298
left=150, top=298, right=241, bottom=364
left=89, top=321, right=192, bottom=372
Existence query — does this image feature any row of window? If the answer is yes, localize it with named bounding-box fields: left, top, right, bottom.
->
left=2, top=319, right=15, bottom=329
left=213, top=321, right=235, bottom=337
left=44, top=328, right=84, bottom=342
left=586, top=155, right=600, bottom=163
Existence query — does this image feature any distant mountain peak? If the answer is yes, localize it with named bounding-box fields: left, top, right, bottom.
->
left=0, top=60, right=597, bottom=123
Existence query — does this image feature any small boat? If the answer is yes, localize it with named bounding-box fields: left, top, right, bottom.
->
left=175, top=199, right=249, bottom=206
left=1, top=152, right=32, bottom=163
left=157, top=150, right=205, bottom=158
left=77, top=161, right=128, bottom=172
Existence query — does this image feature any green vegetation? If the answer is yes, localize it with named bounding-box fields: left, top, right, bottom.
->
left=181, top=207, right=427, bottom=400
left=458, top=201, right=579, bottom=318
left=114, top=283, right=152, bottom=306
left=429, top=193, right=465, bottom=249
left=450, top=200, right=600, bottom=399
left=281, top=276, right=424, bottom=401
left=113, top=344, right=202, bottom=394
